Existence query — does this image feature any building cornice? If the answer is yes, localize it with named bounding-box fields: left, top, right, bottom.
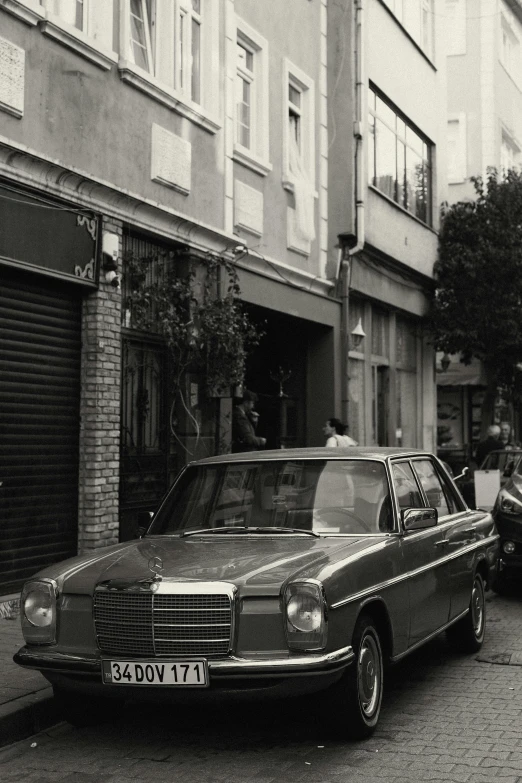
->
left=0, top=137, right=334, bottom=298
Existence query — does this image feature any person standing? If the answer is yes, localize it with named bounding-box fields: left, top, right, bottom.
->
left=499, top=421, right=519, bottom=450
left=232, top=390, right=267, bottom=452
left=323, top=417, right=358, bottom=447
left=475, top=424, right=503, bottom=465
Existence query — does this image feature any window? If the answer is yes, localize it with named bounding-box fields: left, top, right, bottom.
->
left=129, top=0, right=154, bottom=72
left=392, top=462, right=423, bottom=509
left=412, top=459, right=453, bottom=517
left=283, top=59, right=315, bottom=189
left=447, top=114, right=467, bottom=183
left=120, top=0, right=219, bottom=128
left=446, top=0, right=466, bottom=56
left=500, top=14, right=520, bottom=81
left=47, top=0, right=84, bottom=29
left=40, top=0, right=116, bottom=68
left=236, top=43, right=254, bottom=149
left=501, top=131, right=520, bottom=174
left=283, top=59, right=316, bottom=251
left=382, top=0, right=434, bottom=59
left=234, top=19, right=269, bottom=172
left=368, top=86, right=433, bottom=225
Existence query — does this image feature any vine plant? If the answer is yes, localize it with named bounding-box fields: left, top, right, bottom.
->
left=123, top=248, right=263, bottom=402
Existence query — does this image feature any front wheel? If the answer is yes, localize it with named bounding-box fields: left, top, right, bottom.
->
left=447, top=572, right=486, bottom=653
left=321, top=614, right=384, bottom=740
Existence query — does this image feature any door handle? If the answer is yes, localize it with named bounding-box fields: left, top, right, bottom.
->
left=435, top=539, right=449, bottom=547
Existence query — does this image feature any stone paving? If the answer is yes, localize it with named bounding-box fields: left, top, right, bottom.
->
left=0, top=587, right=521, bottom=783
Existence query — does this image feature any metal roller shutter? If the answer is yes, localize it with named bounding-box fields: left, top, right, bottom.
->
left=0, top=269, right=82, bottom=594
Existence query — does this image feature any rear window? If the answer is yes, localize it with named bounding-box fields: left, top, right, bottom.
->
left=149, top=460, right=393, bottom=536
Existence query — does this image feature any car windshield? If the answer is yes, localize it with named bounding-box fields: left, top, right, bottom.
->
left=148, top=459, right=393, bottom=536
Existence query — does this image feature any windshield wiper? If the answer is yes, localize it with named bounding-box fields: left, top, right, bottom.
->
left=181, top=526, right=319, bottom=538
left=181, top=527, right=250, bottom=537
left=249, top=526, right=319, bottom=537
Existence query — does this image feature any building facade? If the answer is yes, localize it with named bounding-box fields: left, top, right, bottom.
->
left=439, top=0, right=522, bottom=460
left=0, top=0, right=339, bottom=593
left=328, top=0, right=447, bottom=451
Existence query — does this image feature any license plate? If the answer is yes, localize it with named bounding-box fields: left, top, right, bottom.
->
left=102, top=659, right=209, bottom=687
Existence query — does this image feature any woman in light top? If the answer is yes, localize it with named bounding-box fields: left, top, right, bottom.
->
left=323, top=418, right=358, bottom=447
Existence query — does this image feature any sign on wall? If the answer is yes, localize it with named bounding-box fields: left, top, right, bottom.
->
left=0, top=183, right=99, bottom=286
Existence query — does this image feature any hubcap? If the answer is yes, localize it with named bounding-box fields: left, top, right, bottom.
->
left=471, top=578, right=484, bottom=637
left=357, top=633, right=381, bottom=717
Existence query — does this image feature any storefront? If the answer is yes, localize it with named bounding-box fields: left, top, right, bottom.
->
left=0, top=181, right=99, bottom=593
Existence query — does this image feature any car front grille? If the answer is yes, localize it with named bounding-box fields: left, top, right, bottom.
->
left=94, top=589, right=233, bottom=658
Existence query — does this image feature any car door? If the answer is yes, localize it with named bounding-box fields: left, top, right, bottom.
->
left=392, top=459, right=452, bottom=648
left=435, top=462, right=483, bottom=619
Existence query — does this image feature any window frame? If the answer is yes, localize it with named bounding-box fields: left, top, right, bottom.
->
left=282, top=57, right=316, bottom=193
left=409, top=457, right=461, bottom=518
left=119, top=0, right=221, bottom=134
left=368, top=85, right=433, bottom=226
left=39, top=0, right=117, bottom=69
left=233, top=17, right=270, bottom=176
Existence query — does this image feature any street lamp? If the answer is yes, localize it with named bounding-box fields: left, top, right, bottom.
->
left=351, top=318, right=366, bottom=350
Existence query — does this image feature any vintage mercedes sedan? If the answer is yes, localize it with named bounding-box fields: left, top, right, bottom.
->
left=15, top=448, right=499, bottom=739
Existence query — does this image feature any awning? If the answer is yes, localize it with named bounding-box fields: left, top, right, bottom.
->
left=436, top=353, right=486, bottom=386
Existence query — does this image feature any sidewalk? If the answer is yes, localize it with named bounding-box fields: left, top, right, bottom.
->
left=0, top=597, right=60, bottom=748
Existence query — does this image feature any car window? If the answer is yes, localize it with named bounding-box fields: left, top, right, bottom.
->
left=391, top=462, right=424, bottom=509
left=149, top=459, right=393, bottom=535
left=411, top=459, right=453, bottom=517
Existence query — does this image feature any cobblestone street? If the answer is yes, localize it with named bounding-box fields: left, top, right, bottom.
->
left=1, top=587, right=521, bottom=783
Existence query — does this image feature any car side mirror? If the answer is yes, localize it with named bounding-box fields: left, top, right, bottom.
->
left=136, top=510, right=154, bottom=538
left=453, top=466, right=469, bottom=481
left=401, top=507, right=438, bottom=531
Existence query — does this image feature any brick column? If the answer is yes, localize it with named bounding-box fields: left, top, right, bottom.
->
left=77, top=218, right=122, bottom=553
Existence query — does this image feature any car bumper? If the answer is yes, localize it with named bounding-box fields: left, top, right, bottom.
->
left=14, top=645, right=354, bottom=679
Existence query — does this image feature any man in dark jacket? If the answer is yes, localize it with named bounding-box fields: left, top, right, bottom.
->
left=475, top=424, right=504, bottom=465
left=232, top=390, right=266, bottom=452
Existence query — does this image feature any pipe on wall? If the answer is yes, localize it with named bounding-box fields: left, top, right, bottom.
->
left=340, top=0, right=366, bottom=427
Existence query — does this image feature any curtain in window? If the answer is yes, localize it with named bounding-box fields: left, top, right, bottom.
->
left=288, top=133, right=316, bottom=243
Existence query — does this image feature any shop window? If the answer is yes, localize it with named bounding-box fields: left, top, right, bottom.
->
left=368, top=85, right=433, bottom=226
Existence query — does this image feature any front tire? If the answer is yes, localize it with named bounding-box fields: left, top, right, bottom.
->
left=322, top=614, right=384, bottom=740
left=447, top=572, right=486, bottom=653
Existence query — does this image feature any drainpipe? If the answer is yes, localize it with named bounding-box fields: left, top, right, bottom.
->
left=340, top=0, right=366, bottom=426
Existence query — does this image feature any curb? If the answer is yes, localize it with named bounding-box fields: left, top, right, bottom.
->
left=0, top=687, right=60, bottom=749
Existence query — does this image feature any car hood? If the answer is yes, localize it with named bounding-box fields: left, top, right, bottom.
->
left=34, top=535, right=383, bottom=596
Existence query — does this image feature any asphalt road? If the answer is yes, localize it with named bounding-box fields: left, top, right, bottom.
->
left=1, top=586, right=521, bottom=783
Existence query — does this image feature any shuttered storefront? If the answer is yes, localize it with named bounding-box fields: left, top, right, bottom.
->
left=0, top=269, right=82, bottom=593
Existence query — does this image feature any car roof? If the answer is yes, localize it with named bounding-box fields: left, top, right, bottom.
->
left=486, top=449, right=522, bottom=455
left=191, top=447, right=432, bottom=466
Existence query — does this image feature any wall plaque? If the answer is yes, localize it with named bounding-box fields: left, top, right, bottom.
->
left=0, top=36, right=24, bottom=118
left=151, top=124, right=191, bottom=194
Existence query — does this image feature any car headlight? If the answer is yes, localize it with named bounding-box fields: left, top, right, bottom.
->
left=21, top=579, right=58, bottom=645
left=503, top=540, right=516, bottom=554
left=497, top=489, right=522, bottom=514
left=284, top=581, right=327, bottom=651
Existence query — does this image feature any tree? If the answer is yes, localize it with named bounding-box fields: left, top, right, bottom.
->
left=429, top=168, right=522, bottom=433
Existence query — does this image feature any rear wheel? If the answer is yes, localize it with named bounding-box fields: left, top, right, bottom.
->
left=322, top=614, right=383, bottom=740
left=447, top=572, right=486, bottom=653
left=53, top=687, right=124, bottom=727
